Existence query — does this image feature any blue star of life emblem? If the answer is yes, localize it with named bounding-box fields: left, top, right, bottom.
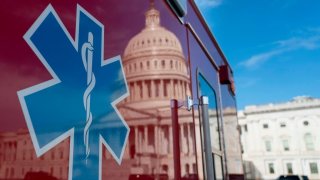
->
left=17, top=4, right=130, bottom=180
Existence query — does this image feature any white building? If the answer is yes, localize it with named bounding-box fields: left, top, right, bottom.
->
left=239, top=96, right=320, bottom=180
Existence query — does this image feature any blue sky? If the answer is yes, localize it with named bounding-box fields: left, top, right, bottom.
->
left=195, top=0, right=320, bottom=109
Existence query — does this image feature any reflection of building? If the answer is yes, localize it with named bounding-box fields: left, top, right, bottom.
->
left=116, top=3, right=194, bottom=179
left=0, top=4, right=194, bottom=180
left=239, top=96, right=320, bottom=180
left=0, top=129, right=69, bottom=179
left=222, top=107, right=244, bottom=176
left=0, top=3, right=244, bottom=180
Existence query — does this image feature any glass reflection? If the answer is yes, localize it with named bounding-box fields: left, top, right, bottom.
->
left=113, top=1, right=191, bottom=179
left=198, top=73, right=224, bottom=180
left=0, top=0, right=194, bottom=179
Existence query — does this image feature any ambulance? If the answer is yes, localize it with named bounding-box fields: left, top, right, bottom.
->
left=0, top=0, right=243, bottom=179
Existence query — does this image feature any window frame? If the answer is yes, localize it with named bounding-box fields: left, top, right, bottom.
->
left=268, top=163, right=275, bottom=174
left=286, top=162, right=293, bottom=174
left=310, top=162, right=319, bottom=174
left=304, top=133, right=315, bottom=151
left=265, top=140, right=272, bottom=152
left=263, top=124, right=269, bottom=129
left=282, top=139, right=290, bottom=151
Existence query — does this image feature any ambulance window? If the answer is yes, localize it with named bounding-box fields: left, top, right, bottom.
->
left=198, top=74, right=221, bottom=151
left=198, top=73, right=224, bottom=179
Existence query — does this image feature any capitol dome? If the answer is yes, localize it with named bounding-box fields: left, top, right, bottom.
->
left=121, top=3, right=190, bottom=109
left=123, top=6, right=183, bottom=60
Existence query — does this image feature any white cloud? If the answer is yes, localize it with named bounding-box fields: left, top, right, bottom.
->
left=195, top=0, right=222, bottom=8
left=240, top=49, right=285, bottom=68
left=276, top=36, right=320, bottom=50
left=236, top=77, right=259, bottom=88
left=240, top=29, right=320, bottom=68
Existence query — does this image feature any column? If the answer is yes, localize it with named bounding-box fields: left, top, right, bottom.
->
left=144, top=126, right=148, bottom=151
left=160, top=79, right=164, bottom=98
left=180, top=81, right=183, bottom=99
left=139, top=127, right=143, bottom=153
left=174, top=81, right=178, bottom=99
left=124, top=139, right=130, bottom=159
left=180, top=124, right=185, bottom=154
left=159, top=126, right=163, bottom=154
left=177, top=81, right=180, bottom=99
left=164, top=126, right=169, bottom=154
left=178, top=81, right=182, bottom=99
left=187, top=123, right=193, bottom=155
left=151, top=80, right=155, bottom=98
left=134, top=81, right=138, bottom=100
left=175, top=81, right=178, bottom=99
left=170, top=79, right=174, bottom=98
left=162, top=126, right=166, bottom=154
left=142, top=81, right=148, bottom=99
left=137, top=81, right=141, bottom=99
left=154, top=126, right=158, bottom=154
left=186, top=82, right=190, bottom=97
left=182, top=81, right=186, bottom=99
left=169, top=126, right=173, bottom=154
left=135, top=126, right=139, bottom=153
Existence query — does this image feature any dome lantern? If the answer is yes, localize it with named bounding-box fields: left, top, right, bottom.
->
left=145, top=0, right=160, bottom=28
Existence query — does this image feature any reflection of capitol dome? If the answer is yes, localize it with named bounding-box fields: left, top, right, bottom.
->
left=122, top=3, right=189, bottom=109
left=123, top=8, right=183, bottom=58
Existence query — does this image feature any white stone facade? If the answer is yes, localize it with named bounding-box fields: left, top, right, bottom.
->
left=239, top=96, right=320, bottom=180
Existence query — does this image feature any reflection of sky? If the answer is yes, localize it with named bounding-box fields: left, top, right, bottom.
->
left=102, top=0, right=189, bottom=60
left=220, top=84, right=236, bottom=109
left=198, top=74, right=217, bottom=110
left=198, top=74, right=221, bottom=151
left=0, top=0, right=189, bottom=132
